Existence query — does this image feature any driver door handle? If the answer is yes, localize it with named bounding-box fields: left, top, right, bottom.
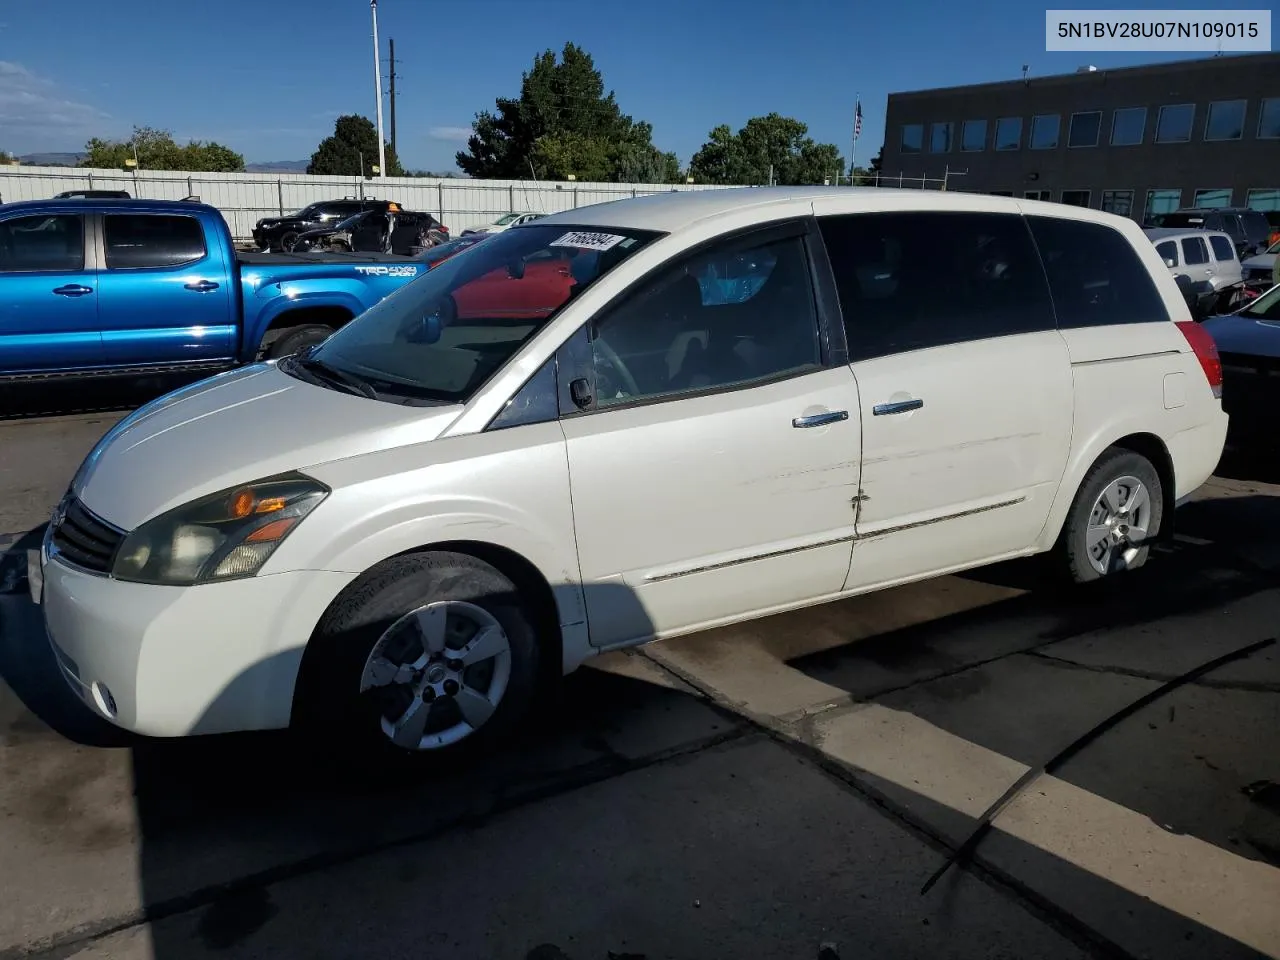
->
left=792, top=410, right=848, bottom=428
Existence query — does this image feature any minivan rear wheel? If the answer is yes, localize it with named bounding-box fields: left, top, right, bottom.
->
left=1060, top=448, right=1164, bottom=583
left=293, top=551, right=541, bottom=764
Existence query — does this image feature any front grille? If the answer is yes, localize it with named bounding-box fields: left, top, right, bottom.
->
left=50, top=498, right=124, bottom=574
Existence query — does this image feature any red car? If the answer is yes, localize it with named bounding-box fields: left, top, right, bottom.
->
left=452, top=248, right=581, bottom=320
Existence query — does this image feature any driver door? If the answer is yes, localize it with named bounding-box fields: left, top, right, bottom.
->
left=559, top=219, right=862, bottom=646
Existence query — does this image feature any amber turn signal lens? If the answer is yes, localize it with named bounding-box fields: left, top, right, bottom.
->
left=229, top=489, right=255, bottom=519
left=255, top=496, right=287, bottom=514
left=245, top=517, right=298, bottom=543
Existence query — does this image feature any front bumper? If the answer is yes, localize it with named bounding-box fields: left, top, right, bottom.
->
left=38, top=544, right=355, bottom=738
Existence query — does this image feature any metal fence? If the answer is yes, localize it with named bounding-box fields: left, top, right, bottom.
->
left=0, top=166, right=739, bottom=240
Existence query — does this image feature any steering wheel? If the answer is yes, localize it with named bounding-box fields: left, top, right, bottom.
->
left=592, top=336, right=640, bottom=400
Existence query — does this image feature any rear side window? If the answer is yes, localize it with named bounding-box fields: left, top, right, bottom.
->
left=819, top=211, right=1055, bottom=361
left=1155, top=240, right=1179, bottom=266
left=0, top=214, right=85, bottom=272
left=1209, top=235, right=1236, bottom=262
left=104, top=215, right=207, bottom=269
left=1181, top=236, right=1209, bottom=266
left=1026, top=216, right=1170, bottom=328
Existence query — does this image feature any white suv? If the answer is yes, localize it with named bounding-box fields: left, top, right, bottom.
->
left=34, top=188, right=1228, bottom=759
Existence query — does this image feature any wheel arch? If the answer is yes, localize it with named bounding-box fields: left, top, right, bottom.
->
left=255, top=305, right=355, bottom=357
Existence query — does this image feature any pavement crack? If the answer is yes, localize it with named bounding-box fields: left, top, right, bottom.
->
left=1026, top=650, right=1280, bottom=693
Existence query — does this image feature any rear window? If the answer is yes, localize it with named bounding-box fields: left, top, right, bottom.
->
left=1209, top=235, right=1236, bottom=262
left=1241, top=211, right=1271, bottom=243
left=103, top=214, right=206, bottom=269
left=1158, top=214, right=1204, bottom=229
left=1026, top=216, right=1170, bottom=328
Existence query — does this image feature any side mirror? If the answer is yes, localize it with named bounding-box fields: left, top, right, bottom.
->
left=1164, top=258, right=1176, bottom=269
left=506, top=259, right=526, bottom=280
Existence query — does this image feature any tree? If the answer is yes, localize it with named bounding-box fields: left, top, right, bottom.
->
left=80, top=126, right=245, bottom=172
left=689, top=114, right=845, bottom=186
left=0, top=149, right=15, bottom=164
left=456, top=42, right=677, bottom=183
left=307, top=115, right=403, bottom=177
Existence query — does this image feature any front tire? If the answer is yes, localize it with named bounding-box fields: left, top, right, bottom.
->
left=292, top=551, right=541, bottom=765
left=1060, top=448, right=1164, bottom=584
left=265, top=324, right=334, bottom=359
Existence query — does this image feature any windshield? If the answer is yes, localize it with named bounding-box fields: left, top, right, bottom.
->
left=494, top=213, right=521, bottom=225
left=1242, top=283, right=1280, bottom=319
left=295, top=224, right=662, bottom=405
left=293, top=204, right=323, bottom=220
left=419, top=236, right=486, bottom=265
left=330, top=212, right=368, bottom=232
left=1266, top=239, right=1280, bottom=255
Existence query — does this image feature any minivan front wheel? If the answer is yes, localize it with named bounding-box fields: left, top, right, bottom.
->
left=1061, top=448, right=1164, bottom=583
left=294, top=551, right=541, bottom=762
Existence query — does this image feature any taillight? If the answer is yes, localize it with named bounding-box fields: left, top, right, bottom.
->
left=1176, top=320, right=1223, bottom=399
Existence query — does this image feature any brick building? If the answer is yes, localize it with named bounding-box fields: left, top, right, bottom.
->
left=879, top=52, right=1280, bottom=222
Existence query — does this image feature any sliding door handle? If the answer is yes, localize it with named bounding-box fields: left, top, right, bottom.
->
left=873, top=398, right=923, bottom=416
left=792, top=410, right=848, bottom=428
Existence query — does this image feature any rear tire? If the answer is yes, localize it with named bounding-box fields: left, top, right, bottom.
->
left=265, top=324, right=334, bottom=359
left=1059, top=448, right=1164, bottom=584
left=292, top=551, right=541, bottom=767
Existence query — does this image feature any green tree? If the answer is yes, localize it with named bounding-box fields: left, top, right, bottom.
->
left=456, top=42, right=677, bottom=183
left=80, top=126, right=245, bottom=171
left=307, top=115, right=403, bottom=177
left=689, top=114, right=845, bottom=186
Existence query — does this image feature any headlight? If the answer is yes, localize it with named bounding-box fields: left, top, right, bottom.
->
left=111, top=473, right=328, bottom=586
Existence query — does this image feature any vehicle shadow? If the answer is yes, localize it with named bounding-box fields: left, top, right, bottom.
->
left=0, top=371, right=211, bottom=421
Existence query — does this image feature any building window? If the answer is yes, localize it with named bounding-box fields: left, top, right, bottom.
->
left=1193, top=189, right=1232, bottom=208
left=1259, top=99, right=1280, bottom=139
left=989, top=191, right=1014, bottom=197
left=994, top=117, right=1022, bottom=150
left=1145, top=189, right=1182, bottom=220
left=1203, top=99, right=1246, bottom=141
left=1068, top=111, right=1101, bottom=147
left=961, top=119, right=987, bottom=151
left=1060, top=190, right=1091, bottom=208
left=901, top=124, right=924, bottom=153
left=1246, top=188, right=1280, bottom=210
left=1155, top=103, right=1195, bottom=143
left=1030, top=115, right=1060, bottom=149
left=1111, top=107, right=1147, bottom=146
left=930, top=122, right=953, bottom=153
left=1025, top=190, right=1052, bottom=202
left=1101, top=190, right=1134, bottom=217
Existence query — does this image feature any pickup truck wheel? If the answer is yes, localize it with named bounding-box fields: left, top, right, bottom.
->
left=266, top=324, right=334, bottom=359
left=293, top=551, right=540, bottom=766
left=1059, top=448, right=1164, bottom=584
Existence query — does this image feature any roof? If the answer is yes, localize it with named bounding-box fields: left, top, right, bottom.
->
left=888, top=50, right=1280, bottom=100
left=0, top=197, right=219, bottom=216
left=528, top=185, right=1128, bottom=233
left=1144, top=227, right=1232, bottom=241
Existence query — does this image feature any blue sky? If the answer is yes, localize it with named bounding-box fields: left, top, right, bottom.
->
left=0, top=0, right=1245, bottom=172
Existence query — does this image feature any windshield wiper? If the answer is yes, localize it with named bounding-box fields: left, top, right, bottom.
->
left=289, top=349, right=380, bottom=401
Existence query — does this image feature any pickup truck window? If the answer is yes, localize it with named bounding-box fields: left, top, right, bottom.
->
left=0, top=214, right=85, bottom=272
left=104, top=214, right=206, bottom=269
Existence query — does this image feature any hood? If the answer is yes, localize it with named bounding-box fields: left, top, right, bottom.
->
left=258, top=216, right=308, bottom=229
left=1202, top=314, right=1280, bottom=360
left=74, top=364, right=462, bottom=531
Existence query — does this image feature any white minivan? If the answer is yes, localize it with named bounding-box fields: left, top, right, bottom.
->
left=34, top=188, right=1228, bottom=759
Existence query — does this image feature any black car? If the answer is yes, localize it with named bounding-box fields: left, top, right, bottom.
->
left=290, top=208, right=448, bottom=255
left=1152, top=207, right=1273, bottom=258
left=252, top=198, right=400, bottom=251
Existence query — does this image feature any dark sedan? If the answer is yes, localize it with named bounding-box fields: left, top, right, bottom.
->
left=1202, top=281, right=1280, bottom=442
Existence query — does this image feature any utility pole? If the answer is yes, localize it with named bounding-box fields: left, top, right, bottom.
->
left=370, top=0, right=387, bottom=178
left=388, top=38, right=398, bottom=158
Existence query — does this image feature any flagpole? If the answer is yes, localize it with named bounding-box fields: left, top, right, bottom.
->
left=851, top=91, right=859, bottom=180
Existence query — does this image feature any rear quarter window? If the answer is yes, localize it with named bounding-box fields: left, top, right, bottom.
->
left=1026, top=216, right=1170, bottom=328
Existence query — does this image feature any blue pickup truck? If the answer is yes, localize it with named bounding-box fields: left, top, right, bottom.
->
left=0, top=198, right=425, bottom=380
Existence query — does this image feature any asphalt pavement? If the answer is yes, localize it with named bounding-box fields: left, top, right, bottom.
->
left=1, top=385, right=1279, bottom=960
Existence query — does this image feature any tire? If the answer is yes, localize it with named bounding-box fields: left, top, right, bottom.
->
left=1059, top=447, right=1164, bottom=584
left=265, top=324, right=334, bottom=359
left=278, top=231, right=299, bottom=252
left=292, top=551, right=541, bottom=767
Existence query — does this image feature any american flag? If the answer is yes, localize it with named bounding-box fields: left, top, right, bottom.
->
left=854, top=99, right=863, bottom=141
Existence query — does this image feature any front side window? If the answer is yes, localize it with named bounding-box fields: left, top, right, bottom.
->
left=819, top=211, right=1055, bottom=362
left=1181, top=236, right=1209, bottom=266
left=1111, top=107, right=1147, bottom=145
left=929, top=122, right=953, bottom=153
left=589, top=232, right=821, bottom=408
left=1156, top=104, right=1195, bottom=143
left=901, top=124, right=924, bottom=153
left=1208, top=235, right=1237, bottom=262
left=961, top=119, right=987, bottom=151
left=1068, top=111, right=1101, bottom=147
left=0, top=214, right=85, bottom=272
left=1030, top=114, right=1060, bottom=149
left=1192, top=189, right=1232, bottom=209
left=1260, top=99, right=1280, bottom=139
left=1155, top=240, right=1178, bottom=266
left=1027, top=216, right=1170, bottom=328
left=994, top=117, right=1022, bottom=150
left=302, top=224, right=661, bottom=406
left=104, top=215, right=206, bottom=269
left=1145, top=189, right=1182, bottom=219
left=1205, top=100, right=1246, bottom=141
left=1101, top=190, right=1134, bottom=217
